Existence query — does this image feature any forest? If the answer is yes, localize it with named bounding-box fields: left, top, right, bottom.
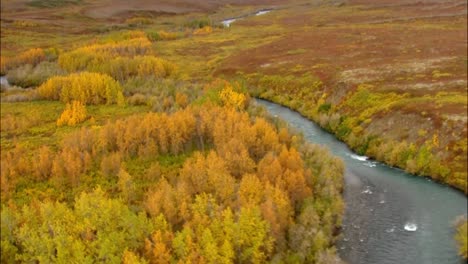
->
left=1, top=0, right=466, bottom=263
left=1, top=32, right=345, bottom=263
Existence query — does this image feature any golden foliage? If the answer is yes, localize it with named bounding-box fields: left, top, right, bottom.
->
left=118, top=168, right=136, bottom=203
left=122, top=250, right=146, bottom=264
left=0, top=56, right=10, bottom=75
left=100, top=152, right=122, bottom=177
left=120, top=30, right=148, bottom=40
left=175, top=92, right=189, bottom=108
left=60, top=38, right=151, bottom=65
left=1, top=144, right=29, bottom=199
left=148, top=30, right=180, bottom=41
left=18, top=48, right=46, bottom=66
left=219, top=82, right=247, bottom=109
left=158, top=30, right=180, bottom=40
left=1, top=48, right=46, bottom=74
left=38, top=72, right=125, bottom=105
left=193, top=26, right=213, bottom=35
left=59, top=52, right=176, bottom=81
left=57, top=101, right=87, bottom=127
left=52, top=146, right=92, bottom=187
left=56, top=35, right=177, bottom=81
left=1, top=101, right=344, bottom=263
left=33, top=146, right=54, bottom=181
left=144, top=229, right=173, bottom=263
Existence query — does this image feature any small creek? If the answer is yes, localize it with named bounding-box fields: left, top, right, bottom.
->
left=221, top=9, right=271, bottom=27
left=257, top=99, right=467, bottom=264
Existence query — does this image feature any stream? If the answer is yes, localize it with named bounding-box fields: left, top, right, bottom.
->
left=221, top=9, right=271, bottom=27
left=256, top=99, right=467, bottom=264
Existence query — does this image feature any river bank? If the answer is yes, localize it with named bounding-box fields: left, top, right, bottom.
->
left=257, top=99, right=467, bottom=264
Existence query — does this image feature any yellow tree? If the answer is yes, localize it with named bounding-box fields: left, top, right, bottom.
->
left=144, top=231, right=173, bottom=263
left=219, top=82, right=247, bottom=110
left=216, top=138, right=255, bottom=178
left=57, top=100, right=87, bottom=127
left=261, top=183, right=293, bottom=252
left=33, top=146, right=53, bottom=180
left=175, top=92, right=189, bottom=108
left=122, top=250, right=147, bottom=264
left=236, top=207, right=273, bottom=263
left=118, top=167, right=135, bottom=204
left=144, top=214, right=174, bottom=264
left=239, top=174, right=264, bottom=207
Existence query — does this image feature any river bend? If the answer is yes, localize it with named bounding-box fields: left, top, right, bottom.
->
left=257, top=99, right=467, bottom=264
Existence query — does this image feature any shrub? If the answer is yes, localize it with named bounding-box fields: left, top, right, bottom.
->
left=99, top=56, right=177, bottom=81
left=1, top=48, right=46, bottom=74
left=126, top=17, right=154, bottom=27
left=6, top=61, right=65, bottom=87
left=102, top=30, right=148, bottom=42
left=147, top=30, right=180, bottom=41
left=38, top=72, right=125, bottom=105
left=12, top=20, right=39, bottom=27
left=58, top=38, right=152, bottom=72
left=0, top=56, right=10, bottom=75
left=17, top=48, right=46, bottom=66
left=219, top=83, right=247, bottom=109
left=193, top=26, right=213, bottom=35
left=455, top=219, right=467, bottom=259
left=1, top=89, right=39, bottom=103
left=127, top=93, right=148, bottom=105
left=318, top=103, right=331, bottom=113
left=56, top=100, right=87, bottom=126
left=185, top=17, right=212, bottom=29
left=58, top=38, right=177, bottom=81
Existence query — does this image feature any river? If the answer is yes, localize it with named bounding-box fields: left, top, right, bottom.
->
left=256, top=99, right=467, bottom=264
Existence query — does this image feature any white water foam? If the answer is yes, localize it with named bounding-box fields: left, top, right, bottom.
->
left=361, top=186, right=373, bottom=194
left=348, top=153, right=369, bottom=161
left=364, top=161, right=377, bottom=167
left=404, top=222, right=418, bottom=231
